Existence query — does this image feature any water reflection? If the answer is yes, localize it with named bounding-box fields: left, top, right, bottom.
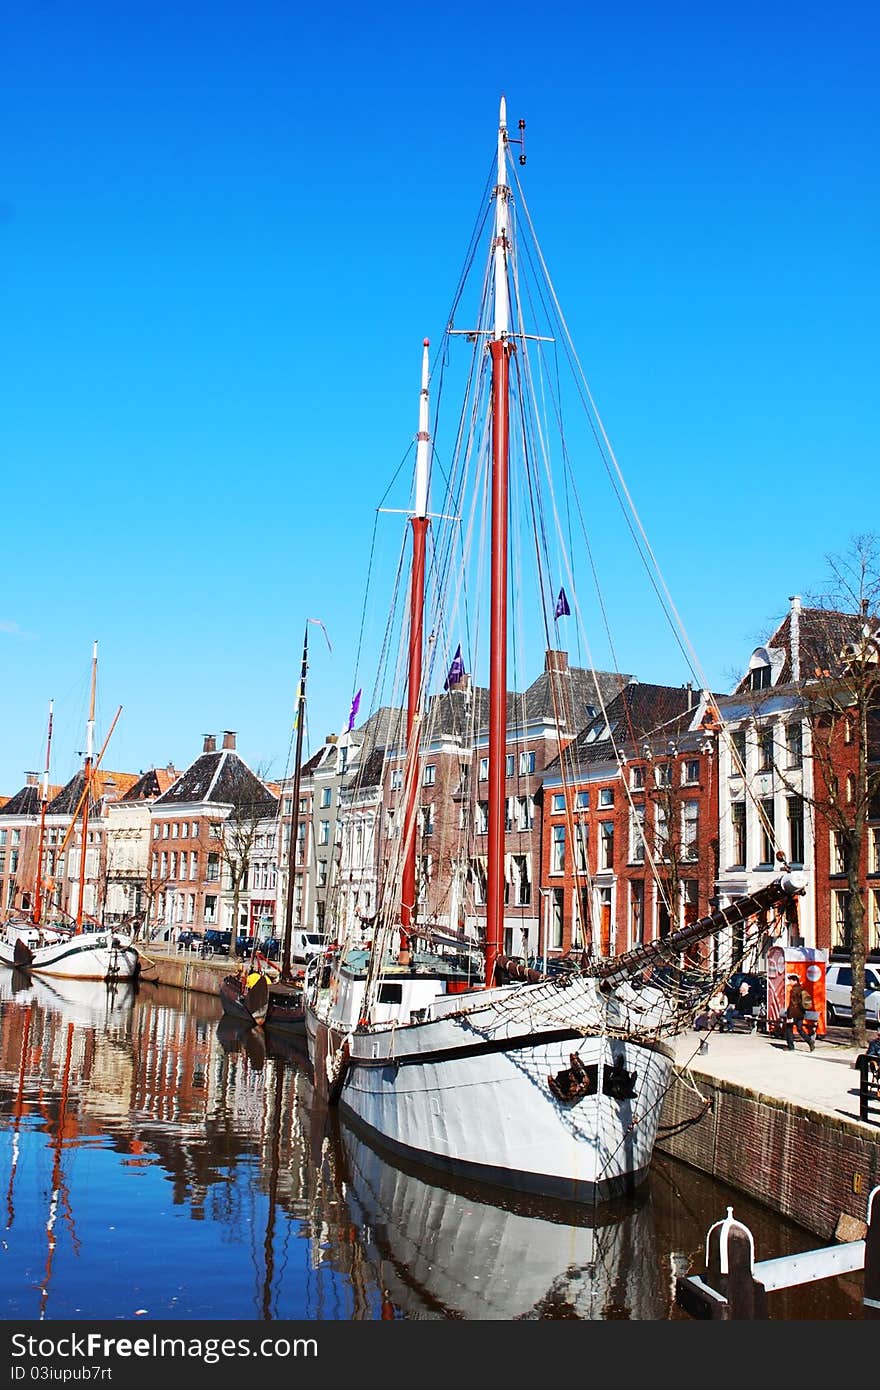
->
left=0, top=972, right=863, bottom=1321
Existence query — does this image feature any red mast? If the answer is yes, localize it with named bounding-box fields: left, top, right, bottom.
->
left=485, top=99, right=512, bottom=988
left=32, top=699, right=54, bottom=926
left=75, top=642, right=98, bottom=933
left=400, top=340, right=431, bottom=960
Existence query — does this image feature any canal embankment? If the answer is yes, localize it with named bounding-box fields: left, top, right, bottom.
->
left=660, top=1028, right=879, bottom=1243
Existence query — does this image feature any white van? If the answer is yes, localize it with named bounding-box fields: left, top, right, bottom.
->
left=291, top=929, right=328, bottom=964
left=825, top=963, right=880, bottom=1026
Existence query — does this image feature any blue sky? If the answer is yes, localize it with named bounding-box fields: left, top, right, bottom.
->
left=1, top=1, right=877, bottom=794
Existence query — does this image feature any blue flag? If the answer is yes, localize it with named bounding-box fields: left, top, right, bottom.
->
left=444, top=644, right=465, bottom=691
left=347, top=689, right=362, bottom=732
left=554, top=587, right=570, bottom=618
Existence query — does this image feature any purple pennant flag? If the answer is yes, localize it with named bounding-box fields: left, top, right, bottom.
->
left=554, top=587, right=570, bottom=619
left=347, top=688, right=362, bottom=732
left=444, top=644, right=465, bottom=691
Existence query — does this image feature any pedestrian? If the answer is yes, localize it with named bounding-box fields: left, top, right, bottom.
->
left=784, top=975, right=815, bottom=1052
left=707, top=987, right=729, bottom=1031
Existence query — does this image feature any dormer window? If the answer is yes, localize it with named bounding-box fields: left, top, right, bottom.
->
left=750, top=664, right=771, bottom=690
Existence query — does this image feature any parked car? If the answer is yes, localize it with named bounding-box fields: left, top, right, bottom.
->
left=175, top=930, right=199, bottom=951
left=825, top=963, right=880, bottom=1026
left=200, top=929, right=251, bottom=958
left=290, top=929, right=328, bottom=963
left=256, top=936, right=281, bottom=961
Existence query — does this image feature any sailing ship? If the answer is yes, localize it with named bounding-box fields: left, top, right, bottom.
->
left=304, top=98, right=807, bottom=1203
left=0, top=644, right=139, bottom=983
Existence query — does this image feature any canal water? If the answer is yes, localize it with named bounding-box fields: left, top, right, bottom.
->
left=0, top=969, right=862, bottom=1322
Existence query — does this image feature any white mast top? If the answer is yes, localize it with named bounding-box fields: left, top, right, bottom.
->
left=41, top=699, right=54, bottom=801
left=493, top=96, right=510, bottom=342
left=86, top=641, right=97, bottom=762
left=414, top=338, right=430, bottom=519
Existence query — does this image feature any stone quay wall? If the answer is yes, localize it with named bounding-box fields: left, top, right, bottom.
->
left=657, top=1068, right=879, bottom=1241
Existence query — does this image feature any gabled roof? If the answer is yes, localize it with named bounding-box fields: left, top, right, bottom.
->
left=153, top=749, right=278, bottom=815
left=734, top=605, right=880, bottom=693
left=547, top=681, right=702, bottom=771
left=121, top=766, right=180, bottom=802
left=47, top=769, right=139, bottom=817
left=0, top=782, right=64, bottom=817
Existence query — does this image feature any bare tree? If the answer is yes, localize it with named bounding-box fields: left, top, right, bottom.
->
left=786, top=536, right=880, bottom=1048
left=219, top=764, right=278, bottom=950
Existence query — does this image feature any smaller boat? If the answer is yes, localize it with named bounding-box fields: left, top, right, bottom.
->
left=219, top=967, right=271, bottom=1027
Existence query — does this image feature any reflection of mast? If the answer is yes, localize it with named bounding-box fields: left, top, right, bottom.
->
left=32, top=702, right=53, bottom=926
left=40, top=1021, right=78, bottom=1319
left=5, top=1003, right=32, bottom=1229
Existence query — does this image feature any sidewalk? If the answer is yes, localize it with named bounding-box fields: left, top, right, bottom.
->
left=671, top=1024, right=876, bottom=1128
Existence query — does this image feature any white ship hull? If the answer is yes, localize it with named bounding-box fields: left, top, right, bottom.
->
left=0, top=922, right=140, bottom=982
left=307, top=974, right=676, bottom=1204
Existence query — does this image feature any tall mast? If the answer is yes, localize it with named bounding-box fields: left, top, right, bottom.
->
left=281, top=625, right=309, bottom=983
left=486, top=97, right=512, bottom=987
left=32, top=699, right=54, bottom=926
left=400, top=339, right=431, bottom=959
left=75, top=642, right=97, bottom=933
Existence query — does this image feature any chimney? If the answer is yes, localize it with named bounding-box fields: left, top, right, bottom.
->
left=789, top=595, right=801, bottom=683
left=545, top=649, right=569, bottom=674
left=222, top=731, right=236, bottom=750
left=685, top=680, right=694, bottom=709
left=203, top=734, right=216, bottom=754
left=101, top=776, right=117, bottom=802
left=25, top=771, right=38, bottom=787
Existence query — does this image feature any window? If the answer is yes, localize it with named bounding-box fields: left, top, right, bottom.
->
left=844, top=716, right=854, bottom=745
left=513, top=853, right=531, bottom=906
left=786, top=722, right=803, bottom=768
left=317, top=860, right=328, bottom=888
left=318, top=820, right=331, bottom=847
left=516, top=796, right=534, bottom=831
left=423, top=764, right=436, bottom=786
left=832, top=889, right=852, bottom=950
left=191, top=822, right=198, bottom=838
left=551, top=793, right=565, bottom=812
left=786, top=796, right=804, bottom=865
left=846, top=773, right=856, bottom=804
left=574, top=823, right=588, bottom=873
left=831, top=829, right=848, bottom=875
left=506, top=754, right=515, bottom=777
left=549, top=888, right=564, bottom=950
left=871, top=890, right=880, bottom=954
left=479, top=757, right=489, bottom=780
left=421, top=803, right=434, bottom=836
left=630, top=880, right=644, bottom=947
left=181, top=822, right=188, bottom=839
left=471, top=858, right=487, bottom=905
left=209, top=822, right=221, bottom=839
left=519, top=750, right=536, bottom=776
left=871, top=827, right=880, bottom=876
left=207, top=853, right=220, bottom=882
left=390, top=768, right=403, bottom=791
left=599, top=821, right=614, bottom=870
left=505, top=796, right=515, bottom=832
left=170, top=852, right=178, bottom=879
left=575, top=790, right=589, bottom=809
left=655, top=763, right=671, bottom=787
left=551, top=824, right=566, bottom=873
left=654, top=806, right=668, bottom=860
left=630, top=765, right=645, bottom=790
left=730, top=730, right=746, bottom=772
left=683, top=759, right=700, bottom=785
left=204, top=895, right=217, bottom=924
left=160, top=852, right=168, bottom=877
left=598, top=787, right=614, bottom=807
left=171, top=823, right=178, bottom=839
left=682, top=800, right=699, bottom=859
left=750, top=664, right=771, bottom=690
left=758, top=798, right=775, bottom=865
left=152, top=824, right=159, bottom=839
left=758, top=727, right=774, bottom=772
left=320, top=787, right=332, bottom=808
left=731, top=801, right=746, bottom=867
left=476, top=801, right=489, bottom=834
left=629, top=806, right=646, bottom=864
left=190, top=853, right=198, bottom=880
